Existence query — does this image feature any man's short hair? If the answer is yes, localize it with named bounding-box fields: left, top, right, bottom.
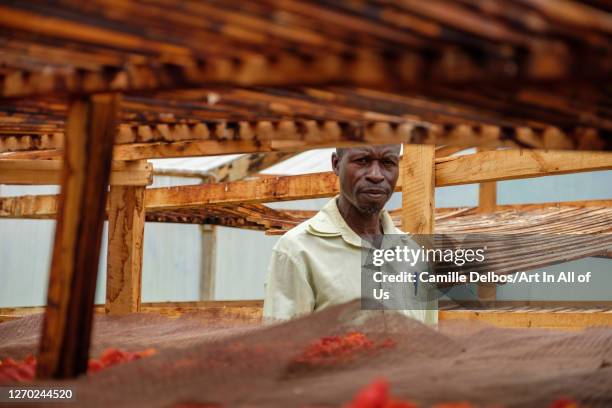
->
left=335, top=145, right=401, bottom=159
left=335, top=147, right=348, bottom=158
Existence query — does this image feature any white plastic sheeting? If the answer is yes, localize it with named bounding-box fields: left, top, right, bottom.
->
left=0, top=148, right=610, bottom=306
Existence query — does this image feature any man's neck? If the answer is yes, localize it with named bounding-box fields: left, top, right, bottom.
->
left=336, top=196, right=383, bottom=238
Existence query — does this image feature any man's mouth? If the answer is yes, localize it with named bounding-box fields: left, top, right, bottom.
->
left=360, top=189, right=387, bottom=198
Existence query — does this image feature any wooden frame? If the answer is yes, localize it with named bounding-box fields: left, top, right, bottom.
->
left=3, top=300, right=612, bottom=331
left=1, top=150, right=611, bottom=220
left=105, top=183, right=146, bottom=315
left=37, top=94, right=120, bottom=379
left=401, top=144, right=436, bottom=234
left=0, top=1, right=611, bottom=381
left=0, top=159, right=152, bottom=185
left=144, top=149, right=612, bottom=211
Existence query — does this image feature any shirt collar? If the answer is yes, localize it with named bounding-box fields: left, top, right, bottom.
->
left=307, top=196, right=400, bottom=247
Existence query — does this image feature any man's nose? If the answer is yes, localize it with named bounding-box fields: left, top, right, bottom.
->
left=365, top=162, right=385, bottom=183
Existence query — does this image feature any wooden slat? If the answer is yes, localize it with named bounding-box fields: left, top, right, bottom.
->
left=478, top=181, right=497, bottom=213
left=439, top=310, right=612, bottom=330
left=3, top=194, right=610, bottom=221
left=3, top=123, right=610, bottom=160
left=401, top=144, right=436, bottom=234
left=0, top=0, right=610, bottom=78
left=209, top=152, right=294, bottom=183
left=0, top=160, right=152, bottom=185
left=2, top=150, right=609, bottom=217
left=476, top=148, right=497, bottom=299
left=436, top=149, right=612, bottom=186
left=145, top=171, right=340, bottom=211
left=3, top=300, right=612, bottom=330
left=105, top=183, right=146, bottom=315
left=0, top=194, right=58, bottom=218
left=476, top=147, right=497, bottom=214
left=145, top=149, right=612, bottom=211
left=153, top=152, right=294, bottom=182
left=37, top=93, right=119, bottom=379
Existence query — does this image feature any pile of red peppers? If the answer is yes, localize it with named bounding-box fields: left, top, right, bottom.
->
left=288, top=332, right=396, bottom=372
left=0, top=347, right=156, bottom=383
left=344, top=378, right=580, bottom=408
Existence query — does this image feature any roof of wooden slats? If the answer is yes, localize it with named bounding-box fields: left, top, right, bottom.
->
left=0, top=1, right=611, bottom=156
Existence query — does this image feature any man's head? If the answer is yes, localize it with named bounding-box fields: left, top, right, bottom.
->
left=332, top=145, right=401, bottom=215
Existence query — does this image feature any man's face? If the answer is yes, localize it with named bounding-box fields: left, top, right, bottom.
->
left=332, top=145, right=401, bottom=214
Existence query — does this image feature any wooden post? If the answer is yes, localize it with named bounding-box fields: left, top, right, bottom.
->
left=401, top=144, right=437, bottom=324
left=199, top=225, right=217, bottom=300
left=476, top=148, right=497, bottom=300
left=37, top=94, right=120, bottom=379
left=401, top=144, right=436, bottom=234
left=478, top=181, right=497, bottom=213
left=105, top=179, right=146, bottom=315
left=477, top=147, right=497, bottom=214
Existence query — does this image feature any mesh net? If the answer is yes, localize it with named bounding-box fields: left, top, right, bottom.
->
left=1, top=301, right=612, bottom=408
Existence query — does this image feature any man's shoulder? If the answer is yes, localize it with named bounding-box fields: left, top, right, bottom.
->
left=273, top=217, right=317, bottom=253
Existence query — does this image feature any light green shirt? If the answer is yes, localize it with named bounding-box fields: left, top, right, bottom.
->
left=263, top=197, right=438, bottom=325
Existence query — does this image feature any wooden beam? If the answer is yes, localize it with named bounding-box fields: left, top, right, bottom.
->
left=208, top=152, right=294, bottom=183
left=145, top=171, right=341, bottom=211
left=153, top=152, right=295, bottom=182
left=0, top=160, right=152, bottom=185
left=2, top=123, right=609, bottom=161
left=401, top=144, right=439, bottom=328
left=114, top=139, right=271, bottom=161
left=0, top=194, right=58, bottom=219
left=111, top=121, right=421, bottom=159
left=4, top=196, right=608, bottom=222
left=476, top=147, right=497, bottom=214
left=476, top=148, right=497, bottom=299
left=436, top=149, right=612, bottom=186
left=75, top=149, right=612, bottom=211
left=401, top=144, right=436, bottom=234
left=1, top=0, right=612, bottom=101
left=0, top=149, right=62, bottom=160
left=478, top=180, right=497, bottom=213
left=4, top=300, right=612, bottom=330
left=435, top=145, right=469, bottom=158
left=105, top=183, right=146, bottom=315
left=439, top=309, right=612, bottom=331
left=37, top=93, right=119, bottom=379
left=2, top=150, right=610, bottom=218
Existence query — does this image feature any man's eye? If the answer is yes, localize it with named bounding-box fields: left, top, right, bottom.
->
left=383, top=160, right=396, bottom=167
left=354, top=158, right=368, bottom=164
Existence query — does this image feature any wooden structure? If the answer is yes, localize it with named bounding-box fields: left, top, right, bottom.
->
left=0, top=0, right=611, bottom=380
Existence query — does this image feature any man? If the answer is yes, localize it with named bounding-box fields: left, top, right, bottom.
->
left=263, top=145, right=438, bottom=324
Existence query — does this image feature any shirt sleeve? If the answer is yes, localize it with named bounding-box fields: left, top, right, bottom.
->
left=263, top=248, right=315, bottom=321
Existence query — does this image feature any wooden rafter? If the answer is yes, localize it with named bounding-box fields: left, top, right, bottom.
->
left=3, top=150, right=610, bottom=220
left=144, top=149, right=612, bottom=211
left=0, top=159, right=152, bottom=185
left=0, top=121, right=609, bottom=159
left=1, top=1, right=611, bottom=98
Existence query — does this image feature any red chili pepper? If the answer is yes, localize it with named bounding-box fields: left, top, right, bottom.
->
left=289, top=332, right=395, bottom=372
left=0, top=348, right=156, bottom=383
left=548, top=398, right=580, bottom=408
left=345, top=379, right=390, bottom=408
left=344, top=378, right=418, bottom=408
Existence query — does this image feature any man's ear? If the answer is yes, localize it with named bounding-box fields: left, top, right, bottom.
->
left=331, top=152, right=340, bottom=176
